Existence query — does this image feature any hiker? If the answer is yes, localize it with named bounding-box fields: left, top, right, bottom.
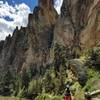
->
left=64, top=84, right=72, bottom=100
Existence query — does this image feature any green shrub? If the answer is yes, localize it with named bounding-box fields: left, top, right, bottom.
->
left=72, top=82, right=85, bottom=100
left=86, top=46, right=100, bottom=70
left=17, top=88, right=26, bottom=98
left=52, top=96, right=63, bottom=100
left=35, top=94, right=51, bottom=100
left=35, top=94, right=63, bottom=100
left=0, top=70, right=15, bottom=96
left=28, top=79, right=42, bottom=95
left=84, top=69, right=100, bottom=92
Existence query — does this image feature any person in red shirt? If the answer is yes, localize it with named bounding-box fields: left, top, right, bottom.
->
left=64, top=84, right=72, bottom=100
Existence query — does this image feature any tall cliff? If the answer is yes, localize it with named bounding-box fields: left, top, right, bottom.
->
left=54, top=0, right=100, bottom=56
left=0, top=0, right=58, bottom=75
left=0, top=0, right=100, bottom=74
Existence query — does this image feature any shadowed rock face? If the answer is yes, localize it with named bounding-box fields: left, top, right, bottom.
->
left=0, top=0, right=58, bottom=74
left=39, top=0, right=54, bottom=9
left=0, top=0, right=100, bottom=75
left=0, top=27, right=28, bottom=75
left=22, top=0, right=58, bottom=72
left=54, top=0, right=100, bottom=52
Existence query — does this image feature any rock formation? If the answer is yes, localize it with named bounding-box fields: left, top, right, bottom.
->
left=0, top=0, right=58, bottom=75
left=0, top=0, right=100, bottom=75
left=0, top=26, right=28, bottom=75
left=54, top=0, right=100, bottom=55
left=21, top=0, right=58, bottom=74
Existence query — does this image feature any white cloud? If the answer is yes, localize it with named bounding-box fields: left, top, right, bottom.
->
left=0, top=2, right=31, bottom=40
left=0, top=1, right=3, bottom=4
left=54, top=0, right=63, bottom=14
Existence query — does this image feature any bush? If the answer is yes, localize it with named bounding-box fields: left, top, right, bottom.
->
left=54, top=43, right=67, bottom=75
left=0, top=70, right=15, bottom=96
left=28, top=79, right=42, bottom=94
left=86, top=46, right=100, bottom=70
left=84, top=69, right=100, bottom=92
left=35, top=94, right=63, bottom=100
left=52, top=96, right=63, bottom=100
left=35, top=94, right=51, bottom=100
left=71, top=82, right=85, bottom=100
left=69, top=59, right=87, bottom=86
left=17, top=88, right=26, bottom=98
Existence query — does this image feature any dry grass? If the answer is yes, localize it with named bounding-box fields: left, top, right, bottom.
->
left=0, top=96, right=27, bottom=100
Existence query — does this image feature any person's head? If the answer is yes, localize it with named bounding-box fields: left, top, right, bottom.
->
left=66, top=81, right=70, bottom=89
left=66, top=84, right=70, bottom=89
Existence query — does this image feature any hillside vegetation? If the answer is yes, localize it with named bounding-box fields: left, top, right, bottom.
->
left=0, top=45, right=100, bottom=100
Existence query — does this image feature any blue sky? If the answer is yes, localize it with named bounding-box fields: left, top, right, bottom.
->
left=2, top=0, right=38, bottom=11
left=0, top=0, right=63, bottom=40
left=0, top=0, right=38, bottom=40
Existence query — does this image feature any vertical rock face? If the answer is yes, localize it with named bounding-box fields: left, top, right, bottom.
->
left=0, top=0, right=58, bottom=75
left=39, top=0, right=54, bottom=9
left=54, top=0, right=100, bottom=52
left=0, top=27, right=29, bottom=75
left=80, top=0, right=100, bottom=49
left=21, top=0, right=58, bottom=73
left=0, top=0, right=100, bottom=75
left=28, top=0, right=57, bottom=50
